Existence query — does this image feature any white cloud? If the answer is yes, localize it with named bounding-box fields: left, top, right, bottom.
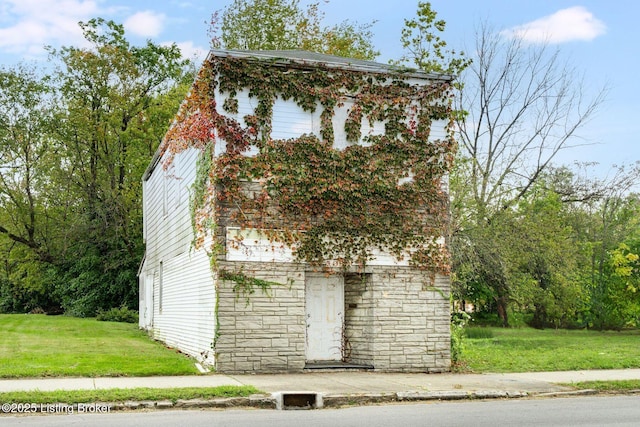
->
left=124, top=10, right=165, bottom=38
left=169, top=40, right=208, bottom=63
left=0, top=0, right=101, bottom=56
left=502, top=6, right=606, bottom=43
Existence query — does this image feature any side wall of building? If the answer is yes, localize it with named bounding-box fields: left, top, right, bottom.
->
left=139, top=148, right=217, bottom=364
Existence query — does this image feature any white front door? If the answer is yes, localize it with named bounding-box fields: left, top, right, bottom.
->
left=305, top=274, right=344, bottom=361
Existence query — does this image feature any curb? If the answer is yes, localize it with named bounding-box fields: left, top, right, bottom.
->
left=90, top=390, right=532, bottom=412
left=113, top=390, right=530, bottom=411
left=534, top=389, right=598, bottom=398
left=3, top=389, right=612, bottom=414
left=322, top=390, right=528, bottom=408
left=113, top=394, right=277, bottom=411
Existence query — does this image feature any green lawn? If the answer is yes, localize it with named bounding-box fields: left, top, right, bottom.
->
left=567, top=380, right=640, bottom=392
left=3, top=314, right=640, bottom=379
left=0, top=314, right=199, bottom=378
left=0, top=386, right=261, bottom=405
left=463, top=327, right=640, bottom=373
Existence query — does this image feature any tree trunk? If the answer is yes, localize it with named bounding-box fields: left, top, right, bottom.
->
left=496, top=295, right=509, bottom=327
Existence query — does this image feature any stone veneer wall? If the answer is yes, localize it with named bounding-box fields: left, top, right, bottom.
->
left=344, top=273, right=374, bottom=365
left=371, top=268, right=450, bottom=372
left=215, top=262, right=451, bottom=373
left=214, top=261, right=307, bottom=373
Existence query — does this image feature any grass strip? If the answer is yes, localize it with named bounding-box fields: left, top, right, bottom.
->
left=564, top=380, right=640, bottom=392
left=0, top=385, right=262, bottom=404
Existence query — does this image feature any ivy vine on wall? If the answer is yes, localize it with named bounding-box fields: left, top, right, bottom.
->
left=161, top=52, right=456, bottom=274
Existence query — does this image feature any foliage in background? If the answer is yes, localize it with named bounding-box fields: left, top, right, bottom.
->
left=0, top=19, right=192, bottom=316
left=448, top=19, right=628, bottom=328
left=96, top=305, right=139, bottom=323
left=210, top=0, right=378, bottom=60
left=454, top=166, right=640, bottom=330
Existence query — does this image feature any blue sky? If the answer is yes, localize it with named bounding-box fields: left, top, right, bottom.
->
left=0, top=0, right=637, bottom=177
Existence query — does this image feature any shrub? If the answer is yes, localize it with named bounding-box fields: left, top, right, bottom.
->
left=469, top=311, right=502, bottom=326
left=96, top=305, right=138, bottom=323
left=451, top=311, right=471, bottom=368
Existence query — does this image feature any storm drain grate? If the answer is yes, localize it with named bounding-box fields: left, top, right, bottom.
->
left=281, top=393, right=318, bottom=410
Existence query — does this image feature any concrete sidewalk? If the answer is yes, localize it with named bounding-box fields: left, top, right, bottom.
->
left=1, top=369, right=639, bottom=395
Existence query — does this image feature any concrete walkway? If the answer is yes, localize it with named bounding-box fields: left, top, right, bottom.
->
left=1, top=369, right=639, bottom=395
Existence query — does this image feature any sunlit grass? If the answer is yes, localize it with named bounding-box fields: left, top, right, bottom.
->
left=463, top=327, right=640, bottom=373
left=566, top=380, right=640, bottom=391
left=0, top=386, right=262, bottom=404
left=0, top=314, right=199, bottom=378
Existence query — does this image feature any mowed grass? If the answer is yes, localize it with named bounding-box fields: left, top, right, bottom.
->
left=463, top=327, right=640, bottom=373
left=567, top=380, right=640, bottom=392
left=0, top=314, right=199, bottom=378
left=0, top=386, right=262, bottom=405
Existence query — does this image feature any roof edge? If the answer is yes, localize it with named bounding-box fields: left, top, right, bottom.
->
left=206, top=49, right=454, bottom=81
left=142, top=149, right=162, bottom=182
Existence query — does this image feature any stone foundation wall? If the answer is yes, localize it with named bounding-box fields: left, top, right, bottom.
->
left=370, top=268, right=450, bottom=372
left=216, top=262, right=450, bottom=374
left=214, top=261, right=306, bottom=373
left=344, top=273, right=374, bottom=365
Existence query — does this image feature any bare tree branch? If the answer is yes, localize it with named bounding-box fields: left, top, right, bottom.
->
left=455, top=22, right=608, bottom=221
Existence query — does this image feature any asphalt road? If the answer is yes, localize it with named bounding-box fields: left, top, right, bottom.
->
left=2, top=395, right=640, bottom=427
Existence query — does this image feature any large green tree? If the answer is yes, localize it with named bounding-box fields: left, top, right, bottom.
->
left=0, top=20, right=192, bottom=315
left=0, top=64, right=61, bottom=312
left=395, top=1, right=470, bottom=75
left=44, top=18, right=190, bottom=315
left=510, top=188, right=584, bottom=328
left=450, top=23, right=606, bottom=326
left=0, top=65, right=57, bottom=263
left=210, top=0, right=378, bottom=59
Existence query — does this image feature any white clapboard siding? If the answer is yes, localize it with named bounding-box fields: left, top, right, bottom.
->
left=429, top=119, right=448, bottom=141
left=225, top=227, right=447, bottom=267
left=226, top=227, right=295, bottom=263
left=271, top=97, right=322, bottom=140
left=143, top=149, right=199, bottom=267
left=150, top=249, right=216, bottom=363
left=140, top=147, right=217, bottom=364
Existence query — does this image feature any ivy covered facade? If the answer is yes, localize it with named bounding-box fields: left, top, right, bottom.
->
left=139, top=49, right=455, bottom=373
